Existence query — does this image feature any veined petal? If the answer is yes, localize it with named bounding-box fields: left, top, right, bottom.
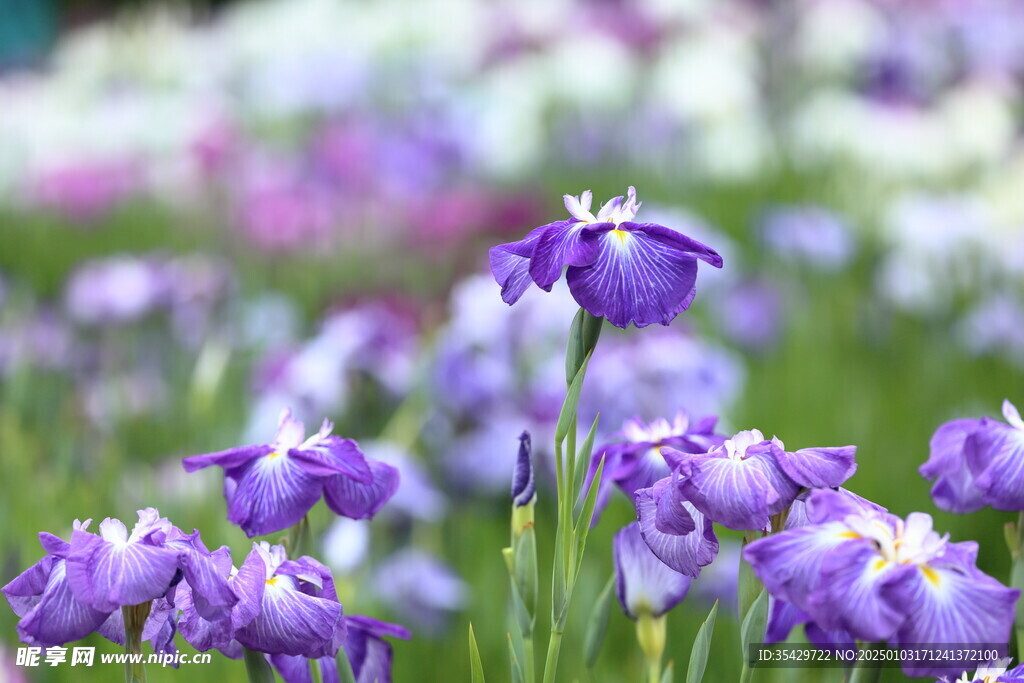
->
left=655, top=476, right=695, bottom=535
left=66, top=530, right=181, bottom=613
left=323, top=460, right=400, bottom=520
left=966, top=423, right=1024, bottom=510
left=176, top=581, right=235, bottom=652
left=528, top=220, right=600, bottom=290
left=566, top=225, right=700, bottom=328
left=290, top=437, right=373, bottom=483
left=882, top=565, right=1019, bottom=677
left=807, top=544, right=909, bottom=641
left=920, top=419, right=988, bottom=513
left=778, top=446, right=857, bottom=489
left=678, top=455, right=774, bottom=531
left=182, top=445, right=274, bottom=473
left=234, top=577, right=345, bottom=658
left=743, top=521, right=862, bottom=606
left=226, top=455, right=325, bottom=537
left=488, top=244, right=534, bottom=305
left=177, top=545, right=237, bottom=620
left=614, top=522, right=691, bottom=619
left=8, top=557, right=111, bottom=647
left=623, top=222, right=724, bottom=267
left=267, top=654, right=338, bottom=683
left=636, top=483, right=717, bottom=578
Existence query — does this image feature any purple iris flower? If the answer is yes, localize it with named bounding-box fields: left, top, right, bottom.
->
left=667, top=429, right=857, bottom=531
left=267, top=616, right=410, bottom=683
left=4, top=521, right=111, bottom=647
left=489, top=187, right=723, bottom=328
left=745, top=489, right=1019, bottom=678
left=634, top=472, right=718, bottom=578
left=939, top=660, right=1024, bottom=683
left=614, top=522, right=691, bottom=619
left=233, top=543, right=346, bottom=659
left=587, top=411, right=724, bottom=520
left=184, top=409, right=397, bottom=536
left=371, top=550, right=468, bottom=634
left=921, top=399, right=1024, bottom=513
left=4, top=513, right=228, bottom=658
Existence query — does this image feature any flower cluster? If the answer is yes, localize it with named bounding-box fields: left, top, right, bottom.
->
left=921, top=399, right=1024, bottom=513
left=745, top=489, right=1019, bottom=677
left=490, top=187, right=723, bottom=328
left=629, top=427, right=856, bottom=576
left=183, top=409, right=399, bottom=536
left=3, top=510, right=409, bottom=682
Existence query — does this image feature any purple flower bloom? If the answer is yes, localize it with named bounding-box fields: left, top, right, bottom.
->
left=3, top=514, right=230, bottom=658
left=921, top=400, right=1024, bottom=513
left=65, top=509, right=184, bottom=614
left=760, top=206, right=855, bottom=271
left=668, top=430, right=857, bottom=531
left=511, top=431, right=535, bottom=507
left=3, top=522, right=110, bottom=647
left=587, top=411, right=724, bottom=521
left=745, top=489, right=1019, bottom=678
left=184, top=409, right=396, bottom=536
left=634, top=473, right=718, bottom=578
left=490, top=187, right=723, bottom=328
left=614, top=522, right=691, bottom=619
left=233, top=543, right=346, bottom=658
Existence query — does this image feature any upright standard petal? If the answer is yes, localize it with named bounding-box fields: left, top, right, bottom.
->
left=66, top=523, right=181, bottom=613
left=920, top=418, right=987, bottom=513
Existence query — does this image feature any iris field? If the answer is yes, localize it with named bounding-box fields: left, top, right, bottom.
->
left=2, top=1, right=1024, bottom=682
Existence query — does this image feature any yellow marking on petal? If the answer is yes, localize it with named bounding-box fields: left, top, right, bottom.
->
left=267, top=450, right=282, bottom=460
left=266, top=577, right=278, bottom=586
left=921, top=565, right=941, bottom=587
left=610, top=229, right=630, bottom=244
left=872, top=559, right=889, bottom=572
left=838, top=531, right=861, bottom=539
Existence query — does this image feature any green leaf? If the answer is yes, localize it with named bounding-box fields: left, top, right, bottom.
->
left=685, top=600, right=719, bottom=683
left=572, top=414, right=601, bottom=498
left=555, top=353, right=592, bottom=446
left=583, top=574, right=616, bottom=669
left=469, top=623, right=487, bottom=683
left=507, top=632, right=525, bottom=683
left=565, top=308, right=588, bottom=386
left=739, top=589, right=769, bottom=665
left=660, top=660, right=675, bottom=683
left=736, top=548, right=761, bottom=627
left=573, top=455, right=605, bottom=576
left=242, top=647, right=277, bottom=683
left=335, top=646, right=357, bottom=683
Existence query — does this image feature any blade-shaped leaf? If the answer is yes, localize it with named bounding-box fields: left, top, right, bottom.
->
left=470, top=623, right=487, bottom=683
left=335, top=646, right=357, bottom=683
left=556, top=353, right=592, bottom=446
left=573, top=414, right=601, bottom=498
left=739, top=589, right=768, bottom=665
left=573, top=455, right=606, bottom=577
left=507, top=632, right=525, bottom=683
left=583, top=573, right=616, bottom=669
left=685, top=600, right=719, bottom=683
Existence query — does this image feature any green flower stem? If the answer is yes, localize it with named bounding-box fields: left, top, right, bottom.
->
left=542, top=629, right=563, bottom=683
left=122, top=602, right=151, bottom=683
left=636, top=613, right=666, bottom=683
left=242, top=647, right=275, bottom=683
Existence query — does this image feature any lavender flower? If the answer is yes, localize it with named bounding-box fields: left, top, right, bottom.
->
left=667, top=430, right=857, bottom=531
left=634, top=472, right=718, bottom=578
left=490, top=187, right=723, bottom=328
left=183, top=409, right=397, bottom=536
left=372, top=550, right=468, bottom=634
left=587, top=411, right=724, bottom=520
left=745, top=489, right=1018, bottom=678
left=233, top=543, right=345, bottom=658
left=4, top=513, right=230, bottom=658
left=613, top=522, right=691, bottom=619
left=921, top=400, right=1024, bottom=513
